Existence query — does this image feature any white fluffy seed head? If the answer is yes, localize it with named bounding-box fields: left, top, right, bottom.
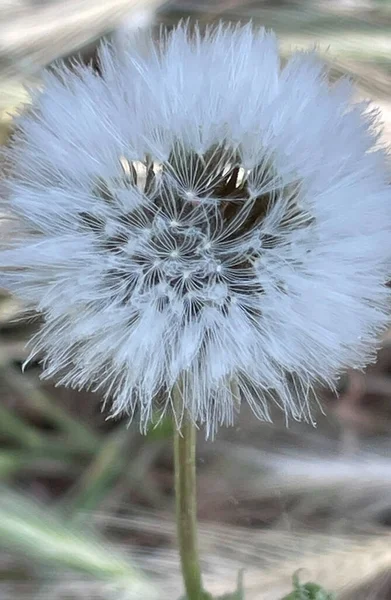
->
left=1, top=23, right=391, bottom=436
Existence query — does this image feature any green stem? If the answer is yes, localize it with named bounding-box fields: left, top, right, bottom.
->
left=173, top=386, right=208, bottom=600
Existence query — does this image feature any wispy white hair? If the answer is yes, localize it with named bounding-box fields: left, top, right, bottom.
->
left=1, top=23, right=391, bottom=435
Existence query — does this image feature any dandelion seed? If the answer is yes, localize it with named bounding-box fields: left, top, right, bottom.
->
left=1, top=24, right=391, bottom=436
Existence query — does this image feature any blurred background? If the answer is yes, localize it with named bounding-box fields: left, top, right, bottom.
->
left=1, top=1, right=391, bottom=598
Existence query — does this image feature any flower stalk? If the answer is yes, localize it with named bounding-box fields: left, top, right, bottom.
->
left=173, top=385, right=210, bottom=600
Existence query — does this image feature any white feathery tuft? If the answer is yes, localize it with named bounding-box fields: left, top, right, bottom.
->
left=1, top=23, right=391, bottom=436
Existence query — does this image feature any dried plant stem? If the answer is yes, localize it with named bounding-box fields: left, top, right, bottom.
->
left=173, top=385, right=209, bottom=600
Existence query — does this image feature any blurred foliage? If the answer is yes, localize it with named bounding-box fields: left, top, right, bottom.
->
left=281, top=574, right=336, bottom=600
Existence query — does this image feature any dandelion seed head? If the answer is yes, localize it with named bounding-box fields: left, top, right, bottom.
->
left=1, top=23, right=391, bottom=436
